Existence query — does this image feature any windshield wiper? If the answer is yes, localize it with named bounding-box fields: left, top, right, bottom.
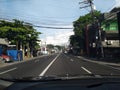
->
left=0, top=74, right=104, bottom=82
left=87, top=81, right=120, bottom=88
left=0, top=76, right=62, bottom=82
left=1, top=74, right=120, bottom=82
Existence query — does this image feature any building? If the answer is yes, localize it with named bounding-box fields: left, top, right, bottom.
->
left=0, top=38, right=9, bottom=55
left=101, top=7, right=120, bottom=58
left=85, top=7, right=120, bottom=58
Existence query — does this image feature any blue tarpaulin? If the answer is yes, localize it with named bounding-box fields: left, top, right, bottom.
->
left=0, top=47, right=2, bottom=56
left=7, top=50, right=23, bottom=61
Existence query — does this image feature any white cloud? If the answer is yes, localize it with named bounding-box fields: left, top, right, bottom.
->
left=39, top=24, right=74, bottom=45
left=115, top=0, right=120, bottom=7
left=41, top=30, right=74, bottom=45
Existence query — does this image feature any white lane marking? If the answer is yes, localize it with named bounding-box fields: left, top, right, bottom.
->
left=35, top=60, right=39, bottom=63
left=64, top=54, right=69, bottom=59
left=67, top=57, right=69, bottom=59
left=0, top=67, right=17, bottom=75
left=70, top=59, right=74, bottom=61
left=106, top=65, right=120, bottom=71
left=39, top=53, right=60, bottom=76
left=81, top=67, right=92, bottom=74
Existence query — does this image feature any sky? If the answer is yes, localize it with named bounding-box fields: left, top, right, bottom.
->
left=0, top=0, right=119, bottom=45
left=39, top=0, right=117, bottom=45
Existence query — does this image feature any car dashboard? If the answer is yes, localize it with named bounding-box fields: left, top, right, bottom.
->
left=1, top=77, right=120, bottom=90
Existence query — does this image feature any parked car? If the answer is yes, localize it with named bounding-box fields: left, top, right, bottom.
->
left=1, top=54, right=13, bottom=63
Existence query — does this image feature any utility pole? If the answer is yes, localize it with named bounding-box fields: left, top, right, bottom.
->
left=79, top=0, right=95, bottom=21
left=79, top=0, right=104, bottom=58
left=79, top=0, right=95, bottom=57
left=88, top=0, right=95, bottom=22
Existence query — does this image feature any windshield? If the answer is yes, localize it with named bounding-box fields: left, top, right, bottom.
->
left=0, top=0, right=120, bottom=80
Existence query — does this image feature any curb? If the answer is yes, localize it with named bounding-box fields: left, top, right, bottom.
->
left=77, top=56, right=120, bottom=67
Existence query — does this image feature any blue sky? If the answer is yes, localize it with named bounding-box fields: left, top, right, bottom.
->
left=0, top=0, right=119, bottom=45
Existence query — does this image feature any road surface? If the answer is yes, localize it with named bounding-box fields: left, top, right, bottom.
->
left=0, top=53, right=120, bottom=79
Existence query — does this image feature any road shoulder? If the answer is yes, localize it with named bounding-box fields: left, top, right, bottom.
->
left=77, top=56, right=120, bottom=67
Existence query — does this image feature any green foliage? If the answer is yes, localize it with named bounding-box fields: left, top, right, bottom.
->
left=55, top=45, right=62, bottom=50
left=69, top=35, right=83, bottom=48
left=0, top=19, right=41, bottom=50
left=70, top=35, right=78, bottom=47
left=47, top=44, right=62, bottom=50
left=73, top=11, right=101, bottom=37
left=47, top=44, right=54, bottom=49
left=70, top=10, right=101, bottom=52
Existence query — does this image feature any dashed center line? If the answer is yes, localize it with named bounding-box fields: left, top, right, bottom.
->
left=64, top=54, right=70, bottom=59
left=35, top=60, right=39, bottom=63
left=70, top=59, right=74, bottom=61
left=0, top=67, right=17, bottom=75
left=81, top=67, right=92, bottom=74
left=106, top=65, right=120, bottom=71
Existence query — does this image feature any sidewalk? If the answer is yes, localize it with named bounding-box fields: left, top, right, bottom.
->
left=0, top=54, right=53, bottom=68
left=0, top=57, right=33, bottom=68
left=77, top=56, right=120, bottom=67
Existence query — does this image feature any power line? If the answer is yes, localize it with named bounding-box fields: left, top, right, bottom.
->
left=32, top=25, right=73, bottom=29
left=79, top=0, right=95, bottom=23
left=0, top=18, right=73, bottom=29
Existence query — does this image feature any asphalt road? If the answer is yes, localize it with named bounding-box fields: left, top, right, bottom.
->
left=0, top=53, right=120, bottom=79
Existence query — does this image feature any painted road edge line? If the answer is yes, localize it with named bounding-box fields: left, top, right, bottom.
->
left=39, top=53, right=60, bottom=76
left=81, top=67, right=92, bottom=74
left=106, top=65, right=120, bottom=71
left=0, top=67, right=17, bottom=75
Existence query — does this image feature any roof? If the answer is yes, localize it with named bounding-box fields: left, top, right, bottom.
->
left=0, top=38, right=9, bottom=45
left=104, top=13, right=117, bottom=20
left=104, top=7, right=120, bottom=20
left=110, top=7, right=120, bottom=13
